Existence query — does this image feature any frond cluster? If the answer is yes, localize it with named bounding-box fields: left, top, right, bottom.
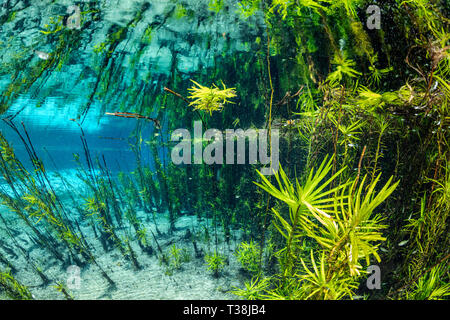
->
left=187, top=80, right=236, bottom=115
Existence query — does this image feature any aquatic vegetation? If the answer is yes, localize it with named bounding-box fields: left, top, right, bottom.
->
left=169, top=244, right=182, bottom=270
left=54, top=282, right=74, bottom=300
left=254, top=156, right=398, bottom=299
left=40, top=16, right=64, bottom=35
left=326, top=54, right=361, bottom=85
left=235, top=241, right=262, bottom=276
left=231, top=277, right=271, bottom=300
left=142, top=25, right=153, bottom=44
left=208, top=0, right=225, bottom=13
left=0, top=270, right=34, bottom=300
left=0, top=0, right=448, bottom=301
left=239, top=159, right=398, bottom=299
left=367, top=55, right=393, bottom=87
left=93, top=41, right=108, bottom=54
left=403, top=265, right=450, bottom=300
left=205, top=251, right=227, bottom=277
left=163, top=244, right=191, bottom=276
left=238, top=0, right=261, bottom=18
left=0, top=128, right=117, bottom=287
left=187, top=80, right=237, bottom=115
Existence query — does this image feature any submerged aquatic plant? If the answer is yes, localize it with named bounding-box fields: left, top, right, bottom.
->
left=326, top=54, right=361, bottom=85
left=205, top=251, right=227, bottom=277
left=208, top=0, right=225, bottom=13
left=249, top=156, right=398, bottom=299
left=299, top=251, right=358, bottom=300
left=187, top=80, right=236, bottom=115
left=404, top=265, right=450, bottom=300
left=231, top=277, right=271, bottom=300
left=54, top=282, right=74, bottom=300
left=169, top=244, right=182, bottom=270
left=0, top=270, right=34, bottom=300
left=235, top=241, right=262, bottom=276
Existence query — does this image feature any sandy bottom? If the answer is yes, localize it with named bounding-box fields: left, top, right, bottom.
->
left=0, top=171, right=249, bottom=300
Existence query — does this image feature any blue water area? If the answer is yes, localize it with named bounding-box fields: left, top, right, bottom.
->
left=0, top=0, right=269, bottom=300
left=0, top=95, right=161, bottom=172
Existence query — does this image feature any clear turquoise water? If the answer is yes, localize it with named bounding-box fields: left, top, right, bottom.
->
left=0, top=0, right=269, bottom=299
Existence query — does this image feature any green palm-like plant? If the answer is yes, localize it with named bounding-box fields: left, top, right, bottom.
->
left=187, top=80, right=236, bottom=115
left=299, top=251, right=358, bottom=300
left=255, top=156, right=349, bottom=277
left=54, top=282, right=74, bottom=300
left=334, top=119, right=362, bottom=146
left=83, top=196, right=106, bottom=216
left=256, top=155, right=347, bottom=216
left=22, top=193, right=60, bottom=225
left=368, top=65, right=393, bottom=87
left=328, top=116, right=364, bottom=166
left=321, top=174, right=398, bottom=276
left=254, top=155, right=398, bottom=299
left=326, top=54, right=361, bottom=85
left=136, top=227, right=148, bottom=247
